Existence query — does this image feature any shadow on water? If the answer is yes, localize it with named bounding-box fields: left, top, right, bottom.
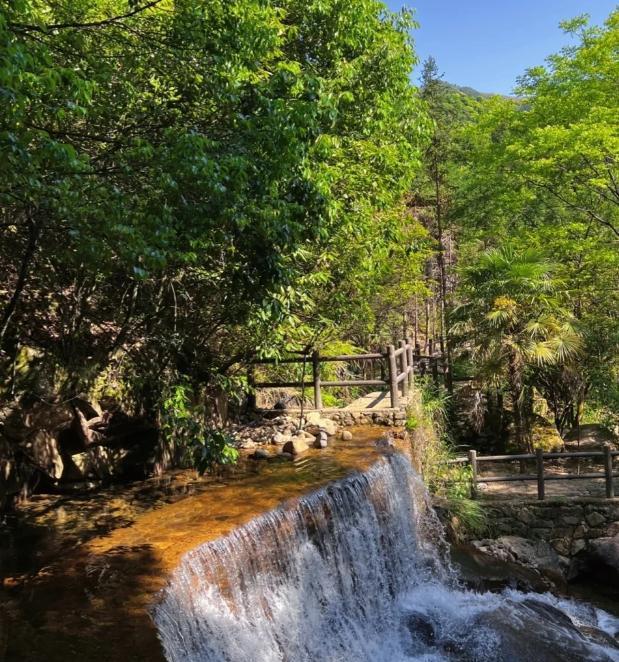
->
left=1, top=543, right=166, bottom=662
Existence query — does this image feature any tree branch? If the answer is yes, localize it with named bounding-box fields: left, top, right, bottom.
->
left=522, top=175, right=619, bottom=238
left=9, top=1, right=163, bottom=34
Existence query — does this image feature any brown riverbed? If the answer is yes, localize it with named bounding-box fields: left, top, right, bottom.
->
left=0, top=429, right=391, bottom=662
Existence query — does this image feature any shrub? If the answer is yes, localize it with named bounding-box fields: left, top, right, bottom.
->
left=160, top=382, right=239, bottom=475
left=407, top=380, right=486, bottom=535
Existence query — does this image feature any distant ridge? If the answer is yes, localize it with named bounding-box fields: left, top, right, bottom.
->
left=440, top=80, right=513, bottom=100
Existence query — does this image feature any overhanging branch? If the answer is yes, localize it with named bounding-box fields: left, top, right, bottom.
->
left=9, top=1, right=163, bottom=34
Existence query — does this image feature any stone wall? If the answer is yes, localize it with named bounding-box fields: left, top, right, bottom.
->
left=479, top=498, right=619, bottom=563
left=270, top=407, right=406, bottom=427
left=319, top=407, right=407, bottom=427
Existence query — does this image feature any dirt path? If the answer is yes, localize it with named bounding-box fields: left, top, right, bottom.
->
left=479, top=424, right=618, bottom=501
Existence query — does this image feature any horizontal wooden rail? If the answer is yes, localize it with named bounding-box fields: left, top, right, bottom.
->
left=545, top=472, right=619, bottom=481
left=321, top=353, right=384, bottom=362
left=479, top=472, right=619, bottom=483
left=253, top=352, right=385, bottom=365
left=469, top=450, right=619, bottom=462
left=462, top=447, right=617, bottom=500
left=254, top=381, right=311, bottom=389
left=255, top=379, right=387, bottom=388
left=475, top=453, right=534, bottom=462
left=250, top=337, right=444, bottom=410
left=396, top=370, right=410, bottom=384
left=320, top=379, right=386, bottom=387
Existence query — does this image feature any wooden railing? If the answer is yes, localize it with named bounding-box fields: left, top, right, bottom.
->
left=453, top=447, right=619, bottom=500
left=250, top=339, right=445, bottom=409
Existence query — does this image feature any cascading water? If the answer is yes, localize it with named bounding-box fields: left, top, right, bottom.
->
left=154, top=453, right=619, bottom=662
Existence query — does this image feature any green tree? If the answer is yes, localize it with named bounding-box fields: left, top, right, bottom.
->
left=452, top=9, right=619, bottom=436
left=415, top=57, right=483, bottom=390
left=453, top=246, right=581, bottom=450
left=0, top=0, right=429, bottom=471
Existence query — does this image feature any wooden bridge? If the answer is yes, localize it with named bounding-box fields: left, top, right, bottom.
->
left=250, top=341, right=619, bottom=501
left=249, top=338, right=446, bottom=411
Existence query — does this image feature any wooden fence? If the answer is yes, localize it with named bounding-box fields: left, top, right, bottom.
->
left=453, top=447, right=619, bottom=500
left=250, top=338, right=445, bottom=410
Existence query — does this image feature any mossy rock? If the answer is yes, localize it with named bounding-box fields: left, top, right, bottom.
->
left=531, top=415, right=563, bottom=451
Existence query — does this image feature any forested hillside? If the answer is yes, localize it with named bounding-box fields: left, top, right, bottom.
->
left=0, top=2, right=617, bottom=503
left=444, top=12, right=618, bottom=448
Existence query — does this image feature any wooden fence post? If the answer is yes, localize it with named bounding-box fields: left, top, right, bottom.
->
left=468, top=449, right=478, bottom=499
left=431, top=357, right=439, bottom=388
left=312, top=350, right=322, bottom=410
left=604, top=444, right=614, bottom=498
left=247, top=365, right=256, bottom=411
left=387, top=344, right=399, bottom=409
left=406, top=337, right=414, bottom=389
left=536, top=448, right=545, bottom=501
left=399, top=339, right=409, bottom=399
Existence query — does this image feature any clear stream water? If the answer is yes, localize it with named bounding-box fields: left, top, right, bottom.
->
left=154, top=453, right=619, bottom=662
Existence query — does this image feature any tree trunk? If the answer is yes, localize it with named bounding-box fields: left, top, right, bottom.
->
left=0, top=217, right=40, bottom=345
left=434, top=172, right=453, bottom=393
left=508, top=350, right=527, bottom=451
left=424, top=298, right=429, bottom=351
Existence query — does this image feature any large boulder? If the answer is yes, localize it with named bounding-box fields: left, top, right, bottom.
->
left=587, top=534, right=619, bottom=585
left=471, top=536, right=565, bottom=589
left=402, top=597, right=616, bottom=661
left=66, top=446, right=129, bottom=480
left=23, top=429, right=64, bottom=481
left=57, top=409, right=100, bottom=454
left=283, top=436, right=309, bottom=455
left=3, top=401, right=74, bottom=442
left=474, top=599, right=616, bottom=662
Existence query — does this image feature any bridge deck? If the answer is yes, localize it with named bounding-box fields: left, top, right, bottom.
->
left=343, top=390, right=393, bottom=411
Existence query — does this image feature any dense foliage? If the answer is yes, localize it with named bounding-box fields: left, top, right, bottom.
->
left=0, top=1, right=428, bottom=413
left=449, top=10, right=618, bottom=444
left=1, top=1, right=617, bottom=483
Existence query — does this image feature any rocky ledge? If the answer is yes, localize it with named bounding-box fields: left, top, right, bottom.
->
left=458, top=499, right=619, bottom=591
left=230, top=412, right=356, bottom=458
left=1, top=397, right=158, bottom=510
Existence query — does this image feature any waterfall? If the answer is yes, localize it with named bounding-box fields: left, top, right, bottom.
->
left=154, top=453, right=619, bottom=662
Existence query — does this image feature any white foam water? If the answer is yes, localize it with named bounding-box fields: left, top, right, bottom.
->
left=153, top=453, right=619, bottom=662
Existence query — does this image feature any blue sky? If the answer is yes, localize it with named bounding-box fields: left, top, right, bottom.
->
left=384, top=1, right=617, bottom=94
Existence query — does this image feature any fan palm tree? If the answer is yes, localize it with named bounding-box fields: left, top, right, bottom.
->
left=452, top=246, right=581, bottom=450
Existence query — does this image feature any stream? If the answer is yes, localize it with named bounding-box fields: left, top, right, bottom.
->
left=154, top=452, right=619, bottom=662
left=2, top=432, right=618, bottom=661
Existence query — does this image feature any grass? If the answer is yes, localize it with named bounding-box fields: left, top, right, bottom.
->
left=407, top=379, right=487, bottom=537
